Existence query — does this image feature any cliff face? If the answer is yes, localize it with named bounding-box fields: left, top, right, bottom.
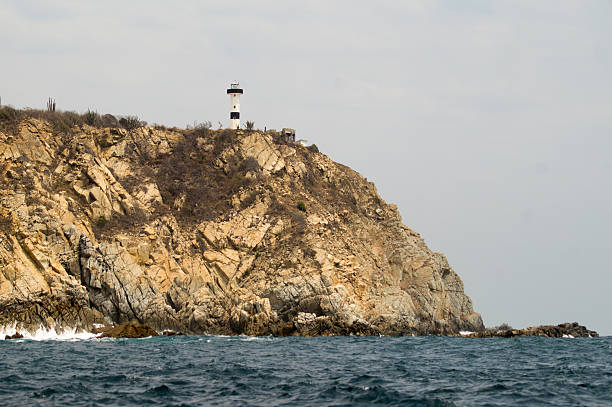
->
left=0, top=117, right=483, bottom=335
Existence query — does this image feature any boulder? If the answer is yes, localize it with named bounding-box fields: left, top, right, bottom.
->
left=101, top=114, right=118, bottom=127
left=99, top=321, right=158, bottom=338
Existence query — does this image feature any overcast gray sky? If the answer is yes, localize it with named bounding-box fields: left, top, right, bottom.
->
left=2, top=0, right=611, bottom=335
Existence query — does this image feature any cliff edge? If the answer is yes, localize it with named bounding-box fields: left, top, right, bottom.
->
left=0, top=112, right=483, bottom=335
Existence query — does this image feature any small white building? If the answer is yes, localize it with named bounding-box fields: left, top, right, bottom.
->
left=226, top=82, right=243, bottom=129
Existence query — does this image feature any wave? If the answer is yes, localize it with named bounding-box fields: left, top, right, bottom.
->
left=0, top=324, right=96, bottom=341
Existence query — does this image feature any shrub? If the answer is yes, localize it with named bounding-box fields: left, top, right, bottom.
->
left=283, top=259, right=298, bottom=268
left=0, top=107, right=132, bottom=135
left=119, top=115, right=145, bottom=130
left=83, top=110, right=102, bottom=126
left=245, top=121, right=255, bottom=131
left=0, top=106, right=22, bottom=134
left=193, top=121, right=212, bottom=137
left=53, top=119, right=72, bottom=135
left=230, top=172, right=252, bottom=191
left=25, top=110, right=85, bottom=135
left=0, top=106, right=20, bottom=122
left=214, top=129, right=236, bottom=154
left=97, top=216, right=107, bottom=228
left=296, top=201, right=307, bottom=212
left=61, top=111, right=84, bottom=127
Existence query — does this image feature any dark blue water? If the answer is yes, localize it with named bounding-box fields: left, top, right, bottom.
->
left=0, top=336, right=610, bottom=406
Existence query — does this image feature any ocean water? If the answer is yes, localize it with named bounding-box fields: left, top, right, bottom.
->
left=0, top=335, right=610, bottom=406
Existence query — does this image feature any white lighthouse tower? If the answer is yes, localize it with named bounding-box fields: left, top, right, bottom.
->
left=227, top=82, right=243, bottom=129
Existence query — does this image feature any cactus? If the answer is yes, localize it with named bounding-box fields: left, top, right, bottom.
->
left=84, top=109, right=100, bottom=126
left=46, top=97, right=56, bottom=112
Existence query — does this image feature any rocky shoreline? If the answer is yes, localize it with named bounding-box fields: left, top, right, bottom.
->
left=461, top=322, right=598, bottom=338
left=2, top=320, right=599, bottom=340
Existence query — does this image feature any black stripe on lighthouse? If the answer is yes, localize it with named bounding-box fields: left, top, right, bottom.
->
left=230, top=112, right=240, bottom=119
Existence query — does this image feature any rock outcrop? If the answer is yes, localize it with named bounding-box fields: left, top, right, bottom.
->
left=99, top=321, right=158, bottom=338
left=0, top=114, right=484, bottom=336
left=463, top=322, right=598, bottom=338
left=4, top=332, right=24, bottom=340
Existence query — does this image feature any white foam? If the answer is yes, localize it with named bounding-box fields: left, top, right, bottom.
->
left=459, top=331, right=474, bottom=336
left=240, top=336, right=262, bottom=341
left=0, top=324, right=96, bottom=341
left=562, top=334, right=575, bottom=339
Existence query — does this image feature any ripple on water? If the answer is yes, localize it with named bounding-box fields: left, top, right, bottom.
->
left=0, top=336, right=610, bottom=406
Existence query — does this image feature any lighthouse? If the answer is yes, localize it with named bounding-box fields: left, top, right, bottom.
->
left=227, top=82, right=243, bottom=129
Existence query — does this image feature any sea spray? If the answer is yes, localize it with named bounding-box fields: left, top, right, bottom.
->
left=0, top=324, right=95, bottom=341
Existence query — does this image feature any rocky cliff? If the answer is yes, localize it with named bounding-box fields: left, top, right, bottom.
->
left=0, top=113, right=483, bottom=335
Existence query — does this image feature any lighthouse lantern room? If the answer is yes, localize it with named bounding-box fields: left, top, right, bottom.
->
left=227, top=82, right=243, bottom=129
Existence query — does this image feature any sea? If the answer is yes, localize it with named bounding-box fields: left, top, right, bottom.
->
left=0, top=333, right=610, bottom=406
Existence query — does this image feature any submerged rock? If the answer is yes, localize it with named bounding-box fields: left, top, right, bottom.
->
left=99, top=321, right=158, bottom=338
left=462, top=322, right=598, bottom=338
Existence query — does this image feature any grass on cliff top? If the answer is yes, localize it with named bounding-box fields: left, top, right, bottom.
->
left=0, top=106, right=149, bottom=136
left=0, top=106, right=375, bottom=240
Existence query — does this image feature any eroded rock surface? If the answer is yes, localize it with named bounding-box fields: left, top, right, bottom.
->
left=0, top=118, right=483, bottom=336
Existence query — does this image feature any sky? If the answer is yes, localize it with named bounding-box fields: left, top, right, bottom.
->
left=1, top=0, right=611, bottom=335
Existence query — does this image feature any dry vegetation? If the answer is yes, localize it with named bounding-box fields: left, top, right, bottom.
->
left=0, top=106, right=357, bottom=238
left=144, top=129, right=260, bottom=223
left=0, top=106, right=146, bottom=135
